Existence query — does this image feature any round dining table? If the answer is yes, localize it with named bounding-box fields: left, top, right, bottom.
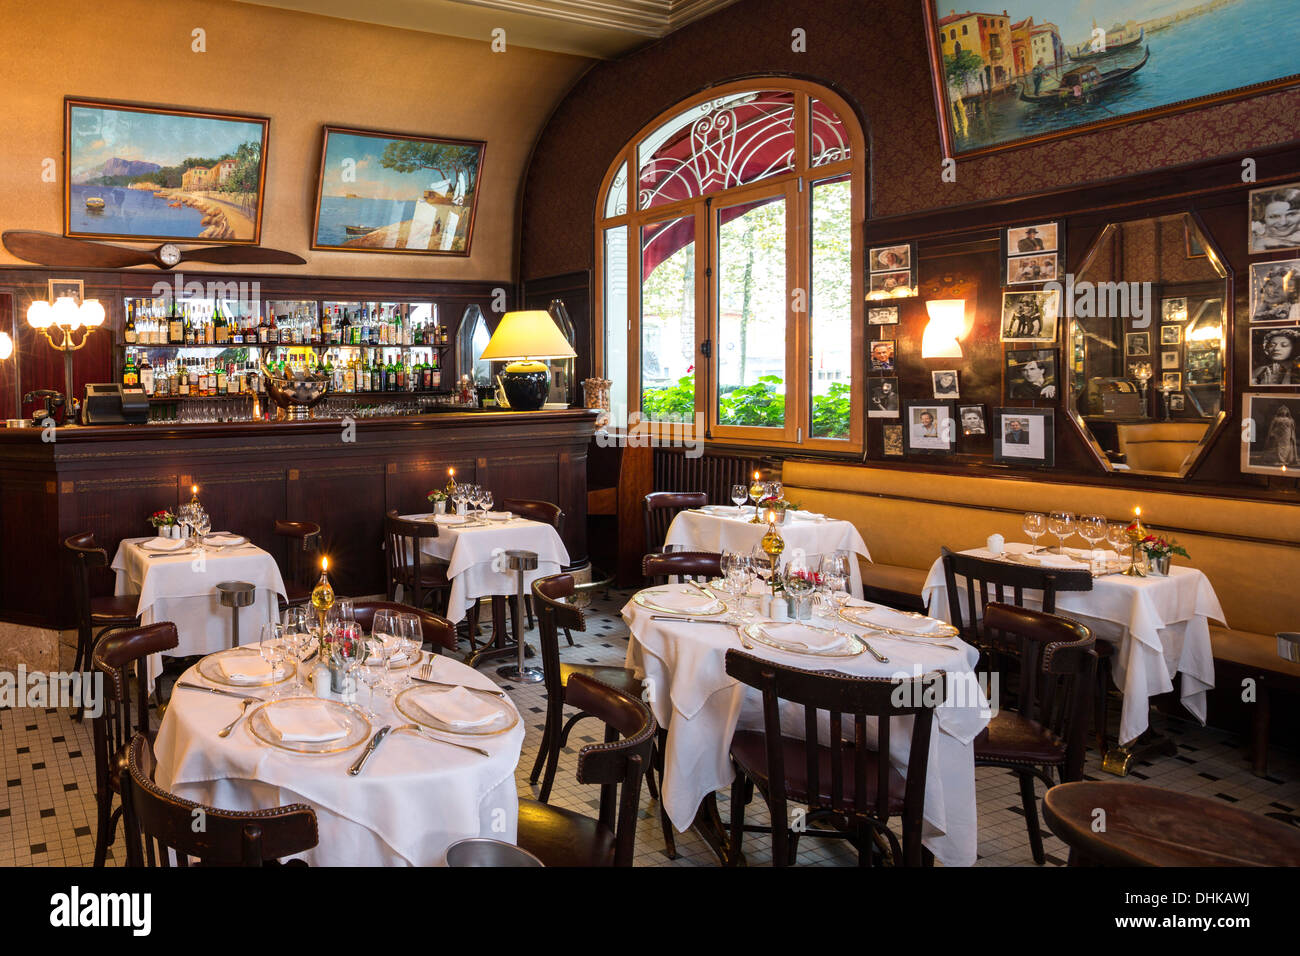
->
left=152, top=644, right=525, bottom=866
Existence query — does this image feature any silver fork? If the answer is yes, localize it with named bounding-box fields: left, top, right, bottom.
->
left=392, top=724, right=490, bottom=757
left=217, top=697, right=256, bottom=738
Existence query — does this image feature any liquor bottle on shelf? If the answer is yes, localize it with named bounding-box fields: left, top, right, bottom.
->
left=168, top=300, right=184, bottom=344
left=139, top=354, right=154, bottom=396
left=216, top=362, right=228, bottom=396
left=124, top=303, right=138, bottom=345
left=213, top=302, right=228, bottom=344
left=122, top=351, right=139, bottom=388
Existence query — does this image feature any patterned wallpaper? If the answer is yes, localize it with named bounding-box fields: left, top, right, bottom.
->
left=520, top=0, right=1300, bottom=280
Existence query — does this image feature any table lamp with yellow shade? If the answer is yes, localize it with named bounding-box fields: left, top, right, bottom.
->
left=479, top=310, right=577, bottom=411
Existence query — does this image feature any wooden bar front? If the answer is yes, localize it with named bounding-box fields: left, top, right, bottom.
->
left=0, top=408, right=596, bottom=629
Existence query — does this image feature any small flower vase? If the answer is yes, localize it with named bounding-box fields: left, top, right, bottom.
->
left=434, top=500, right=446, bottom=515
left=789, top=593, right=814, bottom=621
left=1148, top=553, right=1171, bottom=575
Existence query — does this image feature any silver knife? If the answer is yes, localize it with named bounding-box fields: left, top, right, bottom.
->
left=650, top=615, right=733, bottom=625
left=348, top=725, right=392, bottom=776
left=175, top=681, right=264, bottom=701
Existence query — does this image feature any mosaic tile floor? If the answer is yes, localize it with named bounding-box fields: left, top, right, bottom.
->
left=2, top=587, right=1297, bottom=867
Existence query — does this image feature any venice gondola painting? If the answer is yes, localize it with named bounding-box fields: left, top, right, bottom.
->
left=925, top=0, right=1300, bottom=157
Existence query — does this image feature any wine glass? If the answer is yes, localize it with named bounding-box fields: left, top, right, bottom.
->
left=1078, top=514, right=1107, bottom=567
left=282, top=606, right=311, bottom=693
left=258, top=623, right=286, bottom=698
left=193, top=510, right=212, bottom=554
left=731, top=483, right=747, bottom=511
left=370, top=610, right=398, bottom=697
left=750, top=544, right=774, bottom=591
left=1107, top=522, right=1130, bottom=569
left=1022, top=512, right=1046, bottom=553
left=480, top=489, right=494, bottom=517
left=1047, top=511, right=1076, bottom=554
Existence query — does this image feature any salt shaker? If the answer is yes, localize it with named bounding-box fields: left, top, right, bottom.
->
left=313, top=665, right=332, bottom=699
left=986, top=533, right=1005, bottom=556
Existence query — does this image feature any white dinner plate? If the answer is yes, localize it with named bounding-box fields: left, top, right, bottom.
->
left=632, top=586, right=727, bottom=616
left=197, top=647, right=296, bottom=688
left=204, top=533, right=247, bottom=547
left=138, top=537, right=191, bottom=553
left=247, top=698, right=371, bottom=755
left=837, top=606, right=959, bottom=640
left=485, top=511, right=514, bottom=522
left=741, top=622, right=866, bottom=658
left=394, top=685, right=518, bottom=737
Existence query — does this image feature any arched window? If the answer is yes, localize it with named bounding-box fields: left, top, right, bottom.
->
left=595, top=79, right=865, bottom=450
left=457, top=304, right=492, bottom=385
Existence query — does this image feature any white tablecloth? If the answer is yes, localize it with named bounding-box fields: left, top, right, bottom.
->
left=401, top=514, right=570, bottom=624
left=111, top=537, right=286, bottom=690
left=665, top=507, right=872, bottom=599
left=921, top=542, right=1224, bottom=747
left=153, top=649, right=524, bottom=866
left=623, top=585, right=989, bottom=867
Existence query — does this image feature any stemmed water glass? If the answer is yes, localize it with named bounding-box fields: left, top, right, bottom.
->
left=480, top=489, right=494, bottom=518
left=259, top=622, right=287, bottom=698
left=370, top=609, right=398, bottom=697
left=193, top=509, right=212, bottom=554
left=1078, top=514, right=1107, bottom=568
left=1107, top=522, right=1131, bottom=569
left=282, top=606, right=311, bottom=693
left=1048, top=511, right=1076, bottom=554
left=731, top=483, right=747, bottom=512
left=750, top=544, right=774, bottom=593
left=1022, top=512, right=1046, bottom=553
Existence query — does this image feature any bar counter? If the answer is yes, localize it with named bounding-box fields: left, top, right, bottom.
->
left=0, top=407, right=597, bottom=628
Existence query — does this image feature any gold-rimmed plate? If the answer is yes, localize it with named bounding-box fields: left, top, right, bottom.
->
left=632, top=587, right=727, bottom=617
left=247, top=697, right=370, bottom=755
left=837, top=606, right=959, bottom=640
left=137, top=537, right=193, bottom=554
left=394, top=685, right=519, bottom=737
left=741, top=622, right=866, bottom=658
left=197, top=647, right=296, bottom=689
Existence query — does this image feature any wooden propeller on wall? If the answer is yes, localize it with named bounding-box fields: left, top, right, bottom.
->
left=1, top=230, right=306, bottom=270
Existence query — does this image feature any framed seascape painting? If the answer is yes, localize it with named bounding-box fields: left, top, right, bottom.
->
left=312, top=126, right=486, bottom=256
left=65, top=98, right=268, bottom=243
left=923, top=1, right=1300, bottom=159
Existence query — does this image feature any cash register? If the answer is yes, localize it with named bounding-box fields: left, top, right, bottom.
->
left=81, top=383, right=149, bottom=425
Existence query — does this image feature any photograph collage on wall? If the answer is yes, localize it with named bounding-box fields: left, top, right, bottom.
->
left=993, top=407, right=1054, bottom=467
left=867, top=243, right=917, bottom=299
left=903, top=400, right=956, bottom=455
left=1003, top=222, right=1060, bottom=288
left=1242, top=394, right=1300, bottom=475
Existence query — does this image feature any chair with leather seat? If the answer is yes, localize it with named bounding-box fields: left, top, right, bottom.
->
left=90, top=621, right=178, bottom=867
left=973, top=602, right=1095, bottom=865
left=725, top=650, right=943, bottom=867
left=273, top=520, right=321, bottom=610
left=350, top=600, right=458, bottom=652
left=642, top=550, right=722, bottom=586
left=65, top=532, right=143, bottom=716
left=121, top=734, right=319, bottom=867
left=500, top=497, right=564, bottom=632
left=383, top=510, right=452, bottom=619
left=643, top=491, right=707, bottom=555
left=516, top=673, right=656, bottom=867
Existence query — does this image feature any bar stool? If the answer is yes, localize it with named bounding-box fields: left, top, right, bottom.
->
left=65, top=533, right=142, bottom=721
left=215, top=581, right=256, bottom=648
left=497, top=550, right=542, bottom=683
left=274, top=520, right=320, bottom=610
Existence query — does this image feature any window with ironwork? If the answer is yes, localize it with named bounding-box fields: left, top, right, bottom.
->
left=595, top=80, right=865, bottom=451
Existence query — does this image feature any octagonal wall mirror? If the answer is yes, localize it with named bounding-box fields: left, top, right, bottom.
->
left=1066, top=212, right=1230, bottom=478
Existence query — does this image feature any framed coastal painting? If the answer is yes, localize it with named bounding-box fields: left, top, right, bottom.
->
left=65, top=98, right=268, bottom=243
left=923, top=1, right=1300, bottom=159
left=312, top=126, right=486, bottom=256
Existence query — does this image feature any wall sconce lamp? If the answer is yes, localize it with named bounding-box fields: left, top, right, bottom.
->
left=922, top=299, right=965, bottom=359
left=26, top=295, right=105, bottom=407
left=0, top=331, right=12, bottom=361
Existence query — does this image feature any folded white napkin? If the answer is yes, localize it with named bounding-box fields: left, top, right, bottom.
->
left=142, top=536, right=186, bottom=552
left=266, top=703, right=347, bottom=743
left=850, top=606, right=950, bottom=635
left=787, top=509, right=825, bottom=521
left=218, top=655, right=274, bottom=683
left=646, top=587, right=722, bottom=613
left=763, top=622, right=844, bottom=651
left=412, top=686, right=502, bottom=730
left=702, top=504, right=745, bottom=515
left=204, top=532, right=244, bottom=544
left=434, top=514, right=467, bottom=525
left=1030, top=552, right=1089, bottom=569
left=485, top=511, right=513, bottom=521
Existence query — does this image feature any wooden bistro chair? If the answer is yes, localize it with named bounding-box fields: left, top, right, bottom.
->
left=273, top=519, right=321, bottom=611
left=517, top=673, right=656, bottom=867
left=122, top=735, right=319, bottom=867
left=383, top=510, right=451, bottom=618
left=501, top=497, right=564, bottom=631
left=350, top=600, right=458, bottom=653
left=725, top=651, right=943, bottom=867
left=65, top=532, right=142, bottom=718
left=641, top=550, right=722, bottom=587
left=973, top=603, right=1095, bottom=865
left=643, top=491, right=707, bottom=555
left=90, top=622, right=178, bottom=867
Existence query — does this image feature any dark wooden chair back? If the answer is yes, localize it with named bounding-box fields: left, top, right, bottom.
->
left=983, top=602, right=1096, bottom=780
left=724, top=649, right=943, bottom=866
left=64, top=532, right=109, bottom=633
left=564, top=673, right=656, bottom=867
left=274, top=520, right=321, bottom=592
left=122, top=735, right=318, bottom=867
left=642, top=550, right=722, bottom=585
left=91, top=622, right=179, bottom=803
left=940, top=546, right=1093, bottom=639
left=350, top=600, right=457, bottom=651
left=383, top=510, right=440, bottom=607
left=643, top=491, right=706, bottom=553
left=531, top=574, right=586, bottom=707
left=502, top=498, right=564, bottom=533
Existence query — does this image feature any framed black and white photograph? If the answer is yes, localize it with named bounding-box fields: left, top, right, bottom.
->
left=1248, top=182, right=1300, bottom=255
left=1161, top=350, right=1180, bottom=370
left=1006, top=222, right=1058, bottom=254
left=932, top=369, right=960, bottom=399
left=1006, top=253, right=1058, bottom=286
left=869, top=339, right=896, bottom=372
left=882, top=424, right=905, bottom=457
left=1162, top=371, right=1182, bottom=390
left=47, top=278, right=84, bottom=304
left=1250, top=326, right=1300, bottom=385
left=868, top=305, right=900, bottom=326
left=868, top=377, right=900, bottom=418
left=1160, top=325, right=1182, bottom=346
left=993, top=407, right=1054, bottom=467
left=1162, top=297, right=1189, bottom=323
left=869, top=244, right=911, bottom=273
left=1241, top=394, right=1300, bottom=475
left=868, top=270, right=916, bottom=298
left=1250, top=260, right=1300, bottom=323
left=1000, top=290, right=1060, bottom=342
left=904, top=401, right=956, bottom=455
left=1170, top=393, right=1186, bottom=411
left=1126, top=332, right=1151, bottom=357
left=1004, top=348, right=1058, bottom=402
left=959, top=404, right=986, bottom=436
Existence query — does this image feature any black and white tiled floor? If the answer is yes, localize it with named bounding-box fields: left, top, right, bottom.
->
left=2, top=587, right=1297, bottom=866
